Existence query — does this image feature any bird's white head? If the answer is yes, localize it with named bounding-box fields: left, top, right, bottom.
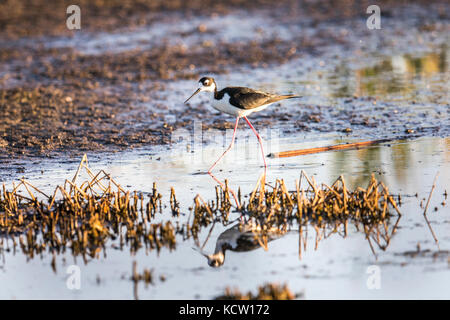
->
left=192, top=246, right=225, bottom=268
left=184, top=77, right=216, bottom=103
left=205, top=251, right=225, bottom=268
left=198, top=77, right=216, bottom=92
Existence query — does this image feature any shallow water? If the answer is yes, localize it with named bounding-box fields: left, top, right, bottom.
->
left=1, top=133, right=448, bottom=299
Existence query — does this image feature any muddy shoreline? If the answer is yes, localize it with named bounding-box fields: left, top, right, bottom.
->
left=0, top=0, right=449, bottom=160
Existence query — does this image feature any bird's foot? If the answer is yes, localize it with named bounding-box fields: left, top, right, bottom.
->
left=191, top=171, right=210, bottom=175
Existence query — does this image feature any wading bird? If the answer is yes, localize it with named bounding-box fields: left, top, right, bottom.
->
left=194, top=221, right=288, bottom=267
left=184, top=77, right=301, bottom=174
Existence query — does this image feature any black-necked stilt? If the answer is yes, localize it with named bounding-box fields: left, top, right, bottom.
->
left=194, top=222, right=288, bottom=267
left=184, top=77, right=301, bottom=174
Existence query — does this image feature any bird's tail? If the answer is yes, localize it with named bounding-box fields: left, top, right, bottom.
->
left=269, top=94, right=302, bottom=104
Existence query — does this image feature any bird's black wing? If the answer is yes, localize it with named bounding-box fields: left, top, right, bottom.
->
left=218, top=87, right=274, bottom=110
left=218, top=87, right=299, bottom=110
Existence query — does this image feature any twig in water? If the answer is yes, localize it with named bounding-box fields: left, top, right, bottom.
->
left=269, top=139, right=393, bottom=158
left=423, top=172, right=440, bottom=250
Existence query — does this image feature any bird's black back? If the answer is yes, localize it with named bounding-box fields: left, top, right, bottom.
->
left=215, top=87, right=300, bottom=110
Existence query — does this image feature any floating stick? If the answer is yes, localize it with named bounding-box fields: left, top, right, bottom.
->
left=269, top=138, right=393, bottom=158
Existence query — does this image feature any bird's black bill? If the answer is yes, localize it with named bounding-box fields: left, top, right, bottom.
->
left=184, top=88, right=201, bottom=104
left=192, top=247, right=209, bottom=258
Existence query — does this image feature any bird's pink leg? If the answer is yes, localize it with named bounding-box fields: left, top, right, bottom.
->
left=243, top=116, right=267, bottom=173
left=208, top=117, right=240, bottom=174
left=208, top=172, right=241, bottom=208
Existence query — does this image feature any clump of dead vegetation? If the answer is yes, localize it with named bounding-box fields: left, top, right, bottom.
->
left=1, top=155, right=402, bottom=264
left=184, top=182, right=234, bottom=242
left=215, top=282, right=301, bottom=300
left=0, top=155, right=176, bottom=261
left=191, top=171, right=402, bottom=256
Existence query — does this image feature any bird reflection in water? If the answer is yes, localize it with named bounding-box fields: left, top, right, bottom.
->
left=195, top=221, right=289, bottom=267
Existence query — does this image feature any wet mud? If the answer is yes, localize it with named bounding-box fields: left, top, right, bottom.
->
left=0, top=0, right=448, bottom=160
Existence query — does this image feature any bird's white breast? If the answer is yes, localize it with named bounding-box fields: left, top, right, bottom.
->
left=211, top=93, right=241, bottom=116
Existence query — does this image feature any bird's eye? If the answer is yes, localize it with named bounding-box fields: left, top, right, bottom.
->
left=204, top=81, right=209, bottom=86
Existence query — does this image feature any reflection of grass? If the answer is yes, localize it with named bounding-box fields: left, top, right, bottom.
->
left=329, top=138, right=446, bottom=194
left=329, top=144, right=382, bottom=188
left=444, top=137, right=450, bottom=163
left=360, top=60, right=392, bottom=77
left=390, top=138, right=445, bottom=185
left=391, top=142, right=412, bottom=184
left=330, top=47, right=447, bottom=98
left=356, top=146, right=383, bottom=186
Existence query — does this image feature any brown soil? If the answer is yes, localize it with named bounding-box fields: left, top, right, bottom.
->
left=0, top=0, right=447, bottom=159
left=0, top=36, right=306, bottom=158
